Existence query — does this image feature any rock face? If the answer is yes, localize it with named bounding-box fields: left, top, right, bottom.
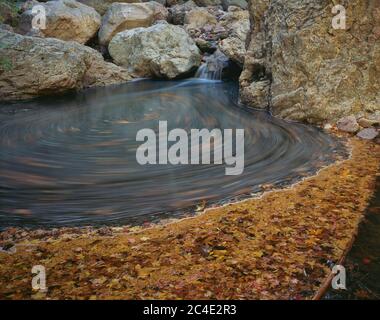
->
left=218, top=7, right=249, bottom=65
left=99, top=2, right=168, bottom=46
left=77, top=0, right=141, bottom=15
left=0, top=30, right=131, bottom=101
left=109, top=21, right=201, bottom=79
left=240, top=0, right=380, bottom=123
left=19, top=0, right=101, bottom=44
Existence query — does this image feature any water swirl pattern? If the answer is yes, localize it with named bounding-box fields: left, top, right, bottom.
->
left=0, top=80, right=346, bottom=228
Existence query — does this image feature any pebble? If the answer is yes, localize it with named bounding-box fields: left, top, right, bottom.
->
left=356, top=128, right=379, bottom=140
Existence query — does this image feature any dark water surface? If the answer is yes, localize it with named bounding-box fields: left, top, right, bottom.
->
left=0, top=80, right=346, bottom=228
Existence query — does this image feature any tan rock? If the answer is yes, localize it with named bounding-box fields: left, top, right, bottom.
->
left=358, top=118, right=379, bottom=128
left=218, top=8, right=249, bottom=65
left=19, top=0, right=101, bottom=44
left=109, top=22, right=201, bottom=79
left=0, top=30, right=131, bottom=101
left=99, top=2, right=168, bottom=46
left=240, top=0, right=380, bottom=124
left=184, top=7, right=217, bottom=30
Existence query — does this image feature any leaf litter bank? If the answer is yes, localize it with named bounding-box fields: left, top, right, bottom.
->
left=0, top=135, right=379, bottom=299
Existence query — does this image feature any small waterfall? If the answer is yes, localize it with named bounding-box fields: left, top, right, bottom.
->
left=195, top=50, right=229, bottom=80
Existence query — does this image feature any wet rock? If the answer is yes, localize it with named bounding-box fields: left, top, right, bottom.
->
left=20, top=0, right=101, bottom=44
left=240, top=0, right=380, bottom=123
left=99, top=2, right=168, bottom=46
left=356, top=128, right=379, bottom=140
left=0, top=30, right=131, bottom=101
left=109, top=21, right=201, bottom=79
left=336, top=116, right=360, bottom=133
left=168, top=1, right=197, bottom=25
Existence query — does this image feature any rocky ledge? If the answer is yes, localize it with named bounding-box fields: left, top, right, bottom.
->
left=240, top=0, right=380, bottom=124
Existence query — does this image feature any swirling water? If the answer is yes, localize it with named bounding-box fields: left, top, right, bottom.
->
left=0, top=79, right=346, bottom=228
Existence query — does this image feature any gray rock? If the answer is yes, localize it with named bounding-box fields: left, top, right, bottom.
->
left=0, top=23, right=13, bottom=32
left=221, top=0, right=247, bottom=10
left=168, top=0, right=197, bottom=25
left=356, top=128, right=379, bottom=140
left=109, top=22, right=201, bottom=79
left=142, top=0, right=166, bottom=6
left=336, top=116, right=360, bottom=133
left=0, top=30, right=131, bottom=101
left=19, top=0, right=101, bottom=44
left=166, top=0, right=186, bottom=6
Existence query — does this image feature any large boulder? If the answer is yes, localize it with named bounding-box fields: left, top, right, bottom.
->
left=77, top=0, right=141, bottom=15
left=99, top=2, right=168, bottom=46
left=0, top=30, right=131, bottom=101
left=218, top=7, right=249, bottom=65
left=109, top=21, right=201, bottom=79
left=240, top=0, right=380, bottom=123
left=19, top=0, right=101, bottom=44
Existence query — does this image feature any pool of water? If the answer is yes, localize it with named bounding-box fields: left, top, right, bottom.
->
left=0, top=79, right=346, bottom=228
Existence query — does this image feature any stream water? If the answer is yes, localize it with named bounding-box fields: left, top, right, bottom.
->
left=0, top=79, right=346, bottom=229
